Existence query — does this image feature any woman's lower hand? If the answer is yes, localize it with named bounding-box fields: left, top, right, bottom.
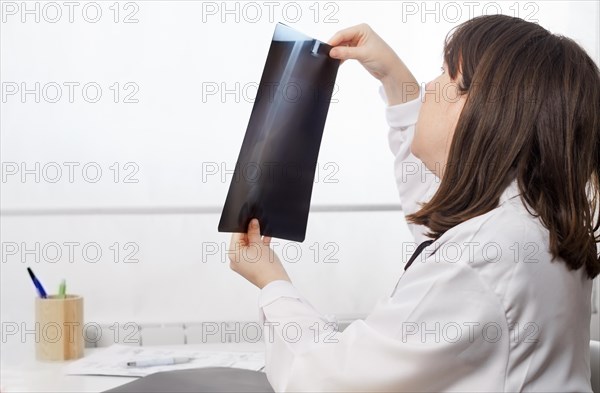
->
left=228, top=219, right=291, bottom=289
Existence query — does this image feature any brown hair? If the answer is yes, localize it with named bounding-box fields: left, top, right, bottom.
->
left=407, top=15, right=600, bottom=278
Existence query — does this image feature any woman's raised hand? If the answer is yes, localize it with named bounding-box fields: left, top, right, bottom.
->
left=328, top=23, right=401, bottom=80
left=328, top=24, right=420, bottom=105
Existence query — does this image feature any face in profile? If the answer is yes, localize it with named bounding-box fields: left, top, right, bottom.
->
left=411, top=62, right=468, bottom=178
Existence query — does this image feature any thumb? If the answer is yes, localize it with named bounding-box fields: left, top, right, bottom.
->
left=329, top=45, right=365, bottom=61
left=247, top=218, right=262, bottom=243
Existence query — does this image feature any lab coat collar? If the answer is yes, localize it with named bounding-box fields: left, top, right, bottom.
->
left=498, top=179, right=521, bottom=206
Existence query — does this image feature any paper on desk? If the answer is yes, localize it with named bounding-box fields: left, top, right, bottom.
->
left=64, top=345, right=265, bottom=377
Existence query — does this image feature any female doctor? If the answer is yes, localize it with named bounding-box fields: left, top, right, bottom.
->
left=228, top=15, right=600, bottom=392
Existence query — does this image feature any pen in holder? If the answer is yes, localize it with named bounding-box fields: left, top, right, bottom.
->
left=35, top=295, right=84, bottom=361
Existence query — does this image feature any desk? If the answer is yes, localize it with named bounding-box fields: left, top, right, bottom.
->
left=1, top=343, right=265, bottom=393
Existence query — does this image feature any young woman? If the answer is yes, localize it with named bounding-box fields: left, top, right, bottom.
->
left=228, top=15, right=600, bottom=392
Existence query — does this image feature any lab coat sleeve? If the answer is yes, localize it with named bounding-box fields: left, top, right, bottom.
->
left=379, top=86, right=439, bottom=243
left=259, top=258, right=507, bottom=392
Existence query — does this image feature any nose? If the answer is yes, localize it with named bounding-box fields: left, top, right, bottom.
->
left=425, top=79, right=434, bottom=92
left=422, top=79, right=436, bottom=102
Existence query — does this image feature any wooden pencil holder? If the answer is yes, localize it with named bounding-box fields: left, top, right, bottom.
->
left=35, top=295, right=84, bottom=361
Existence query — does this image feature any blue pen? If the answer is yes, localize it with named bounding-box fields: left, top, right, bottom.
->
left=27, top=267, right=47, bottom=298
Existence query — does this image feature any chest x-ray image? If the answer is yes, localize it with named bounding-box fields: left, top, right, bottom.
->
left=218, top=23, right=340, bottom=242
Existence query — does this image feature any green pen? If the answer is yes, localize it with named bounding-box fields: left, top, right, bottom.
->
left=58, top=279, right=66, bottom=299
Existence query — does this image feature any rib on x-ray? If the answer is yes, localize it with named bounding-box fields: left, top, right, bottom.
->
left=218, top=23, right=340, bottom=242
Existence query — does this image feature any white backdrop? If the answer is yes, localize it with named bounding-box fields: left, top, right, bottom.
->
left=1, top=0, right=599, bottom=362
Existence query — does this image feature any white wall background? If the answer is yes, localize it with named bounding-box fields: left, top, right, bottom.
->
left=1, top=0, right=599, bottom=363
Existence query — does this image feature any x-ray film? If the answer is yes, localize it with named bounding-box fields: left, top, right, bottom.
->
left=218, top=23, right=340, bottom=242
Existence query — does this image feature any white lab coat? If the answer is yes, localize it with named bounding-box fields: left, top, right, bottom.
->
left=258, top=86, right=593, bottom=392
